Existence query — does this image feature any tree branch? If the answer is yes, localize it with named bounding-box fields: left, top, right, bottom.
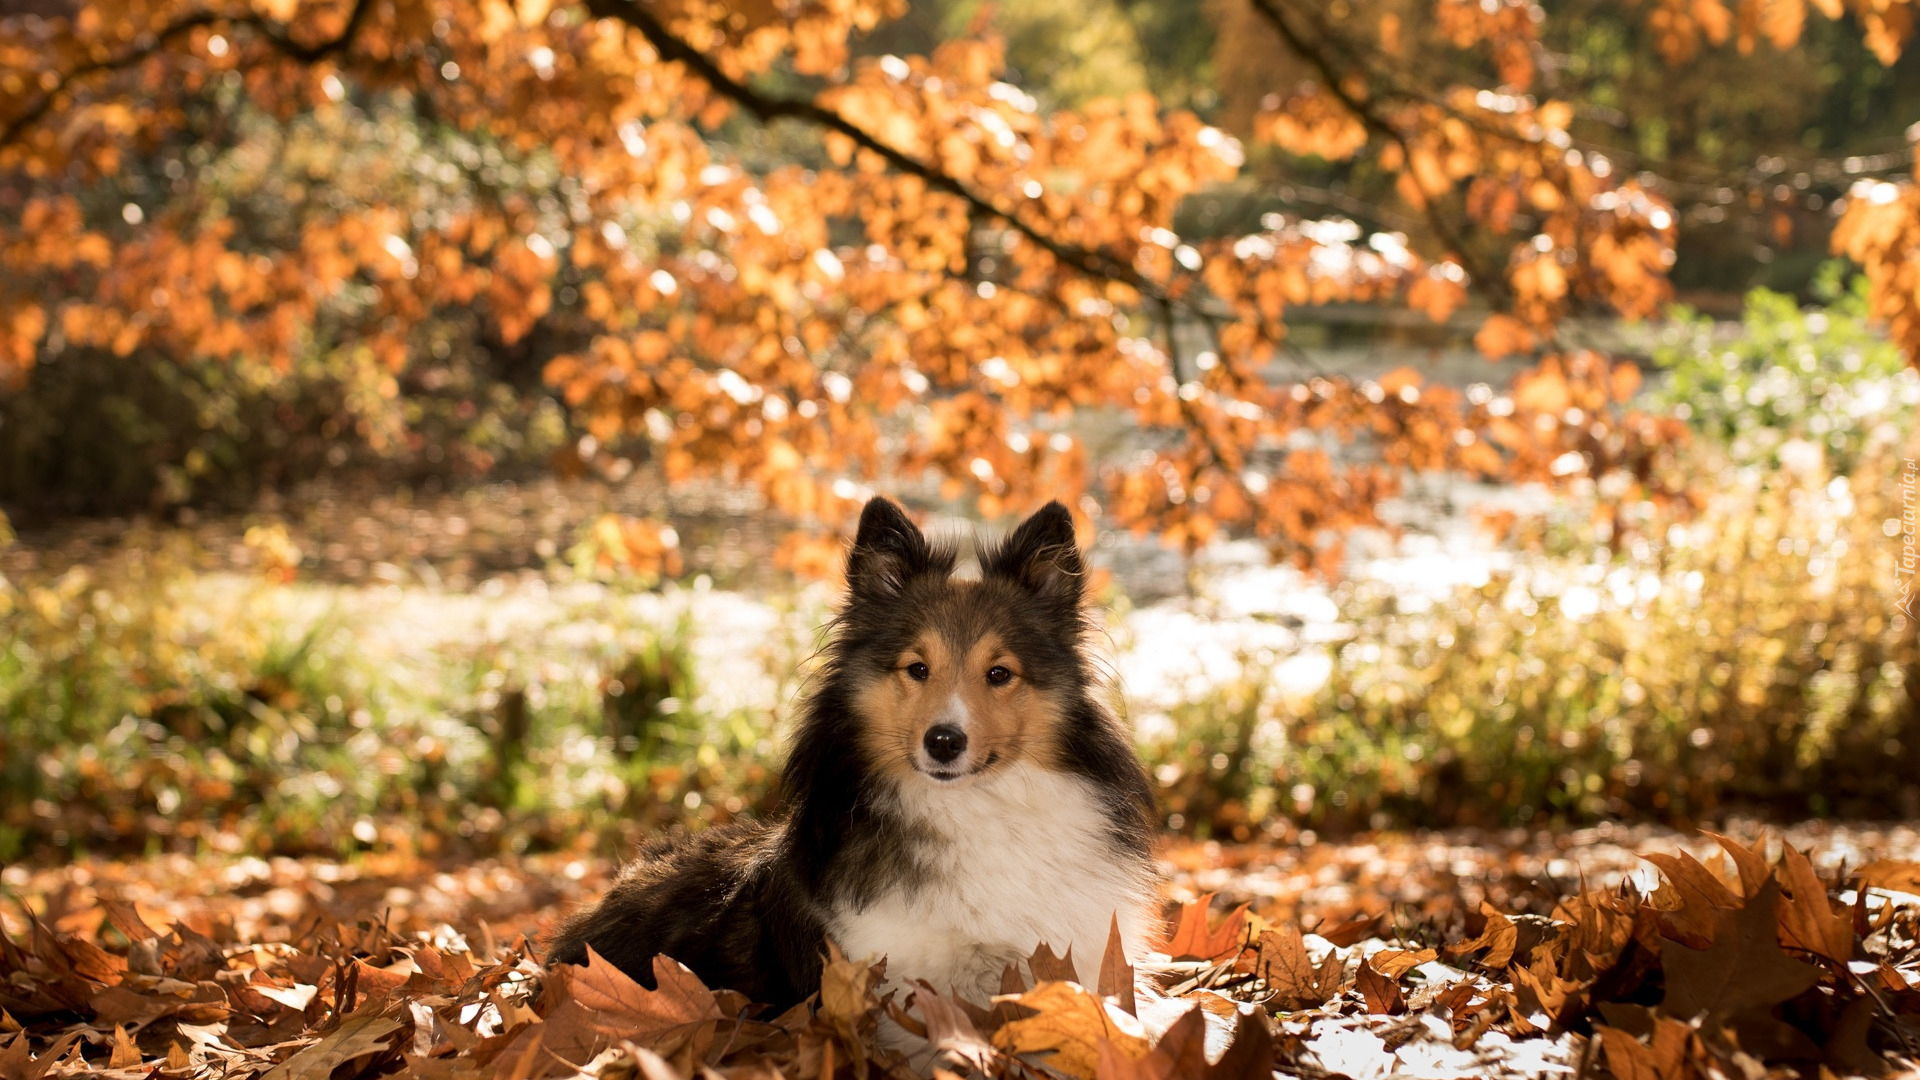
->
left=251, top=0, right=372, bottom=63
left=0, top=0, right=372, bottom=150
left=1246, top=0, right=1509, bottom=302
left=580, top=0, right=1174, bottom=306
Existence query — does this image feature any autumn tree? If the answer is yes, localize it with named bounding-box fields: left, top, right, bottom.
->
left=1, top=0, right=1915, bottom=566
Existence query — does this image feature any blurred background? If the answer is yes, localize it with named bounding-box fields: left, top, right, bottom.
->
left=1, top=0, right=1918, bottom=865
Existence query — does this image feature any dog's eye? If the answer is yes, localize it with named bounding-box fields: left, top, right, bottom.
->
left=985, top=665, right=1013, bottom=686
left=905, top=661, right=930, bottom=681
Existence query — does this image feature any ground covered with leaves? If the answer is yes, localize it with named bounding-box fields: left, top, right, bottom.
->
left=2, top=823, right=1918, bottom=1080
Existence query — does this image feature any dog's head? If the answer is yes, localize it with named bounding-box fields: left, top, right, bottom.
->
left=830, top=496, right=1093, bottom=785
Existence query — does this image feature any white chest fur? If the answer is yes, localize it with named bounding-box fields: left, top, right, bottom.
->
left=826, top=762, right=1160, bottom=1004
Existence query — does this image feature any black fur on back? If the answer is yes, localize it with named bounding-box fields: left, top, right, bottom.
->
left=545, top=497, right=1156, bottom=1009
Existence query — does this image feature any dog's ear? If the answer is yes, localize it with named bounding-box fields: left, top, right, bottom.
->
left=845, top=497, right=935, bottom=601
left=985, top=501, right=1085, bottom=609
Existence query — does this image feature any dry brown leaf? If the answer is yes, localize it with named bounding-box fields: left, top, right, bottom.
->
left=1551, top=891, right=1637, bottom=966
left=1856, top=860, right=1920, bottom=894
left=1774, top=844, right=1852, bottom=964
left=1161, top=895, right=1249, bottom=962
left=107, top=1024, right=140, bottom=1069
left=984, top=961, right=1032, bottom=1031
left=259, top=1009, right=404, bottom=1080
left=1659, top=880, right=1819, bottom=1024
left=494, top=1029, right=547, bottom=1080
left=1511, top=951, right=1587, bottom=1031
left=33, top=1034, right=81, bottom=1080
left=1446, top=903, right=1518, bottom=969
left=256, top=982, right=321, bottom=1012
left=570, top=951, right=725, bottom=1038
left=1368, top=948, right=1437, bottom=978
left=1596, top=1017, right=1693, bottom=1080
left=1093, top=1006, right=1206, bottom=1080
left=353, top=959, right=414, bottom=1000
left=1316, top=914, right=1383, bottom=947
left=817, top=940, right=878, bottom=1039
left=991, top=981, right=1150, bottom=1078
left=1643, top=849, right=1742, bottom=948
left=1028, top=941, right=1077, bottom=985
left=907, top=981, right=993, bottom=1073
left=491, top=950, right=727, bottom=1077
left=0, top=1033, right=30, bottom=1079
left=89, top=982, right=227, bottom=1026
left=98, top=900, right=160, bottom=944
left=1703, top=831, right=1771, bottom=899
left=1354, top=955, right=1405, bottom=1015
left=1237, top=925, right=1337, bottom=1012
left=1096, top=917, right=1136, bottom=1017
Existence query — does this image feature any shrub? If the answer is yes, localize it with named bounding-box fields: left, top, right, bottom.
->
left=0, top=551, right=788, bottom=860
left=1650, top=267, right=1920, bottom=475
left=1144, top=281, right=1920, bottom=837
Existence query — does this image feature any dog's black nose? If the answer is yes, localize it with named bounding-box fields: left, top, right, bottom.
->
left=923, top=725, right=967, bottom=764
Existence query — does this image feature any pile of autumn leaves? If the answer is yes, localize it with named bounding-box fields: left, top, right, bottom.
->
left=1, top=835, right=1917, bottom=1080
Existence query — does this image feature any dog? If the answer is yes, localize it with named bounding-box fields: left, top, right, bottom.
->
left=547, top=496, right=1160, bottom=1011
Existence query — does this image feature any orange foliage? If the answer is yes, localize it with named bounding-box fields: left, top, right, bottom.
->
left=1833, top=172, right=1920, bottom=362
left=0, top=0, right=1911, bottom=566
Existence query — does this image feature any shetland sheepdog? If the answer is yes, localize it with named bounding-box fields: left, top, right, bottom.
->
left=548, top=496, right=1160, bottom=1010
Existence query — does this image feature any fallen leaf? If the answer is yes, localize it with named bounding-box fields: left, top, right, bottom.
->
left=1316, top=914, right=1381, bottom=947
left=1368, top=948, right=1436, bottom=978
left=1856, top=859, right=1920, bottom=894
left=1355, top=955, right=1404, bottom=1015
left=1659, top=880, right=1819, bottom=1025
left=492, top=1028, right=545, bottom=1080
left=1237, top=926, right=1337, bottom=1011
left=1643, top=849, right=1742, bottom=948
left=993, top=981, right=1150, bottom=1078
left=1774, top=844, right=1852, bottom=964
left=908, top=981, right=993, bottom=1073
left=1096, top=917, right=1136, bottom=1017
left=1162, top=896, right=1248, bottom=962
left=1550, top=891, right=1636, bottom=970
left=1028, top=941, right=1077, bottom=984
left=99, top=899, right=160, bottom=944
left=256, top=982, right=321, bottom=1012
left=1447, top=903, right=1518, bottom=969
left=1596, top=1017, right=1693, bottom=1080
left=569, top=951, right=724, bottom=1039
left=0, top=1031, right=80, bottom=1080
left=107, top=1024, right=140, bottom=1069
left=499, top=950, right=725, bottom=1076
left=1094, top=1006, right=1205, bottom=1080
left=259, top=1008, right=404, bottom=1080
left=986, top=961, right=1031, bottom=1030
left=1703, top=831, right=1770, bottom=899
left=1210, top=1010, right=1275, bottom=1080
left=90, top=982, right=227, bottom=1026
left=1511, top=952, right=1586, bottom=1031
left=353, top=959, right=414, bottom=1000
left=817, top=940, right=877, bottom=1042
